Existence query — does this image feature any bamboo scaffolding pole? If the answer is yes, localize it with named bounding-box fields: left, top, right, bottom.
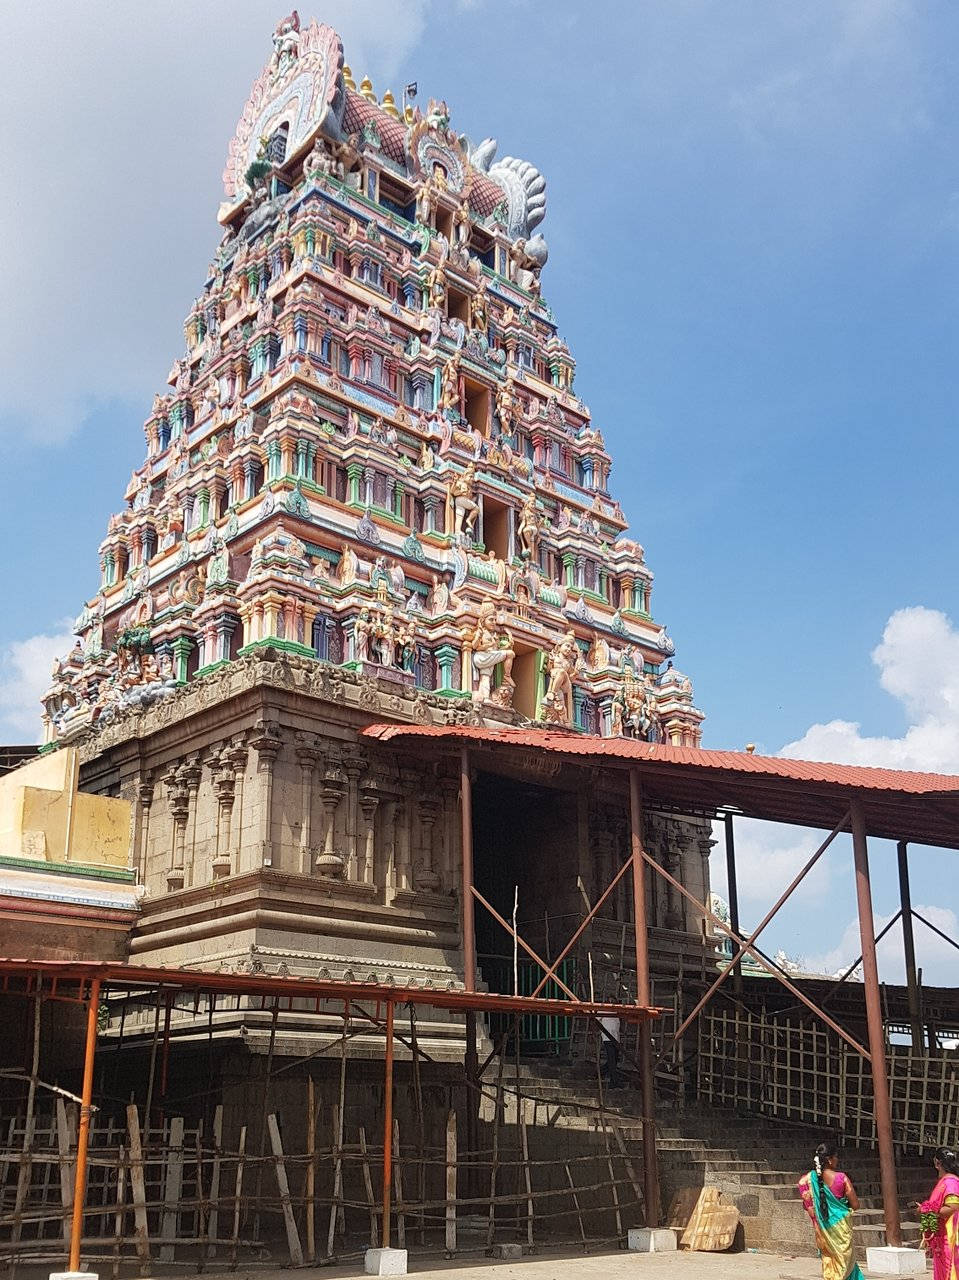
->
left=359, top=1126, right=377, bottom=1248
left=125, top=1104, right=150, bottom=1274
left=267, top=1112, right=303, bottom=1266
left=445, top=1110, right=457, bottom=1256
left=305, top=1077, right=316, bottom=1263
left=229, top=1124, right=246, bottom=1271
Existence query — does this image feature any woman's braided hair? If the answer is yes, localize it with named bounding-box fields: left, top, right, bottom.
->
left=814, top=1142, right=838, bottom=1222
left=935, top=1147, right=959, bottom=1176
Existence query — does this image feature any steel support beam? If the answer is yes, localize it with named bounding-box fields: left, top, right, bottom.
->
left=68, top=977, right=101, bottom=1273
left=851, top=798, right=901, bottom=1248
left=381, top=999, right=395, bottom=1249
left=896, top=842, right=923, bottom=1052
left=460, top=747, right=476, bottom=993
left=629, top=770, right=660, bottom=1227
left=724, top=813, right=743, bottom=995
left=674, top=813, right=847, bottom=1042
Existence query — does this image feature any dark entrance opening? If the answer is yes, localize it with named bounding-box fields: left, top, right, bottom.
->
left=472, top=770, right=582, bottom=1053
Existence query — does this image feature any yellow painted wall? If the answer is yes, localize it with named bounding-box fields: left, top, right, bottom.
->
left=0, top=749, right=131, bottom=869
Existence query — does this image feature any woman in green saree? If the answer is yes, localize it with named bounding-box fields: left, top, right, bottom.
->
left=797, top=1142, right=862, bottom=1280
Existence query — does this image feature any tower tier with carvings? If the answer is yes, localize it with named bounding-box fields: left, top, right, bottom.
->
left=41, top=13, right=703, bottom=752
left=34, top=16, right=710, bottom=1001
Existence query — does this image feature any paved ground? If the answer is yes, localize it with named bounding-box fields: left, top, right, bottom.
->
left=135, top=1247, right=826, bottom=1280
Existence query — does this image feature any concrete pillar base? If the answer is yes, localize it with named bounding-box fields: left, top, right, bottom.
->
left=364, top=1247, right=408, bottom=1276
left=865, top=1246, right=926, bottom=1276
left=51, top=1273, right=99, bottom=1280
left=628, top=1227, right=678, bottom=1252
left=491, top=1243, right=523, bottom=1259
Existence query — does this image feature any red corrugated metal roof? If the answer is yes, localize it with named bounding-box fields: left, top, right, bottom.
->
left=361, top=724, right=959, bottom=797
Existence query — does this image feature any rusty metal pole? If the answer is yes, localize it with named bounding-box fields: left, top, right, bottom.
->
left=896, top=841, right=923, bottom=1053
left=381, top=999, right=395, bottom=1250
left=850, top=798, right=901, bottom=1248
left=460, top=747, right=476, bottom=992
left=68, top=977, right=101, bottom=1272
left=724, top=812, right=743, bottom=995
left=459, top=747, right=480, bottom=1198
left=629, top=769, right=660, bottom=1226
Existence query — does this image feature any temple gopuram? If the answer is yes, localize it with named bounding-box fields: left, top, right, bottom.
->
left=38, top=14, right=707, bottom=1009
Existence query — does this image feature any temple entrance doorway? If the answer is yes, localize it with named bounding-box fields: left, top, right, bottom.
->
left=472, top=770, right=582, bottom=1053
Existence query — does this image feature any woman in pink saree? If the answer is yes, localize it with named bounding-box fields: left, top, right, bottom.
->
left=919, top=1147, right=959, bottom=1280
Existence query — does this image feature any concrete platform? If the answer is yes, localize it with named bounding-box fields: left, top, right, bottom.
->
left=364, top=1249, right=408, bottom=1275
left=865, top=1246, right=927, bottom=1276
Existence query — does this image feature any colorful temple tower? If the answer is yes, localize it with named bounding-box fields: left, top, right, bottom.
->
left=38, top=15, right=707, bottom=1004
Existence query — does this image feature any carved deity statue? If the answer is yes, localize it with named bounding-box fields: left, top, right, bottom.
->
left=429, top=573, right=452, bottom=616
left=517, top=491, right=542, bottom=560
left=354, top=608, right=372, bottom=663
left=541, top=630, right=581, bottom=725
left=338, top=541, right=359, bottom=585
left=453, top=203, right=471, bottom=247
left=427, top=255, right=447, bottom=310
left=439, top=354, right=460, bottom=412
left=485, top=548, right=508, bottom=596
left=270, top=11, right=301, bottom=79
left=496, top=376, right=517, bottom=434
left=470, top=278, right=489, bottom=333
left=469, top=602, right=515, bottom=704
left=449, top=462, right=479, bottom=538
left=419, top=439, right=436, bottom=471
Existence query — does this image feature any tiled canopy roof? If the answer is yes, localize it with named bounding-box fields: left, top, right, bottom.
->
left=362, top=724, right=959, bottom=848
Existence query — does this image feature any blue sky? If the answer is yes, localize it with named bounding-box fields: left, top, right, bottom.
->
left=1, top=0, right=957, bottom=979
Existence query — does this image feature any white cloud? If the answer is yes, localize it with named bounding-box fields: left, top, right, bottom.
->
left=782, top=607, right=959, bottom=772
left=711, top=818, right=836, bottom=906
left=0, top=622, right=76, bottom=743
left=806, top=904, right=959, bottom=987
left=0, top=1, right=434, bottom=443
left=711, top=606, right=959, bottom=975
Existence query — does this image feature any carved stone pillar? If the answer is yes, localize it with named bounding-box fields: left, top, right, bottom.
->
left=317, top=761, right=346, bottom=877
left=415, top=795, right=441, bottom=892
left=136, top=779, right=154, bottom=889
left=164, top=766, right=190, bottom=892
left=392, top=799, right=410, bottom=892
left=211, top=745, right=246, bottom=880
left=250, top=720, right=281, bottom=867
left=295, top=733, right=321, bottom=876
left=663, top=834, right=684, bottom=932
left=342, top=754, right=364, bottom=881
left=358, top=780, right=382, bottom=885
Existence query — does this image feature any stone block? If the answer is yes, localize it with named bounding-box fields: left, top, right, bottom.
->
left=865, top=1247, right=927, bottom=1276
left=491, top=1243, right=523, bottom=1259
left=364, top=1247, right=408, bottom=1276
left=628, top=1227, right=678, bottom=1252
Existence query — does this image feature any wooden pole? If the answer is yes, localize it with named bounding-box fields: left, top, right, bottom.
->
left=445, top=1110, right=457, bottom=1256
left=68, top=976, right=101, bottom=1273
left=229, top=1125, right=247, bottom=1271
left=305, top=1078, right=316, bottom=1262
left=896, top=841, right=923, bottom=1052
left=381, top=999, right=395, bottom=1249
left=628, top=770, right=660, bottom=1227
left=126, top=1104, right=151, bottom=1274
left=268, top=1112, right=304, bottom=1266
left=850, top=798, right=901, bottom=1247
